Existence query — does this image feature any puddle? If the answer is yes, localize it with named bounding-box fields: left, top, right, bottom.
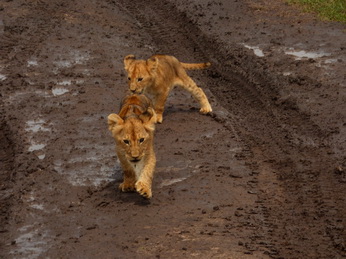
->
left=28, top=146, right=46, bottom=160
left=51, top=50, right=90, bottom=75
left=68, top=174, right=115, bottom=186
left=24, top=192, right=46, bottom=211
left=52, top=80, right=83, bottom=96
left=53, top=144, right=117, bottom=186
left=202, top=128, right=219, bottom=138
left=285, top=49, right=330, bottom=60
left=37, top=154, right=46, bottom=160
left=157, top=160, right=194, bottom=188
left=52, top=87, right=69, bottom=96
left=242, top=44, right=265, bottom=57
left=53, top=60, right=73, bottom=68
left=4, top=90, right=51, bottom=104
left=11, top=225, right=51, bottom=259
left=27, top=60, right=38, bottom=67
left=57, top=80, right=72, bottom=86
left=53, top=50, right=90, bottom=69
left=30, top=204, right=45, bottom=210
left=28, top=143, right=46, bottom=152
left=0, top=74, right=6, bottom=81
left=26, top=119, right=50, bottom=133
left=25, top=119, right=49, bottom=160
left=324, top=58, right=339, bottom=64
left=60, top=161, right=116, bottom=186
left=160, top=177, right=189, bottom=187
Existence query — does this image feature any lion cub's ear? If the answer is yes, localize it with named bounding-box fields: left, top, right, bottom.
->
left=124, top=55, right=136, bottom=71
left=108, top=114, right=124, bottom=132
left=146, top=57, right=158, bottom=73
left=144, top=107, right=157, bottom=132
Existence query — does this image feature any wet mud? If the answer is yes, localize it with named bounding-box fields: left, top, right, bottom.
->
left=0, top=0, right=345, bottom=258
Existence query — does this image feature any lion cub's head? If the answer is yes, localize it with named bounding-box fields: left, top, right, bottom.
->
left=108, top=105, right=156, bottom=163
left=123, top=55, right=158, bottom=94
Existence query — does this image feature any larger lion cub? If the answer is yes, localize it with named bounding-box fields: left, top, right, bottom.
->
left=124, top=54, right=212, bottom=123
left=108, top=94, right=157, bottom=199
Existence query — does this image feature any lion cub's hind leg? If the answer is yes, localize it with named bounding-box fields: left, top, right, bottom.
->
left=178, top=75, right=212, bottom=114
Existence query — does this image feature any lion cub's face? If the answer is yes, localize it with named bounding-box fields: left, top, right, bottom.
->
left=124, top=55, right=157, bottom=94
left=108, top=112, right=155, bottom=163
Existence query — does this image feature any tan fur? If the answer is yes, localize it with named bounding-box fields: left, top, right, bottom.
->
left=108, top=94, right=157, bottom=199
left=124, top=54, right=212, bottom=123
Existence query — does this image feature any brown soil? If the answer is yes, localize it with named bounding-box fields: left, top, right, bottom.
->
left=0, top=0, right=345, bottom=258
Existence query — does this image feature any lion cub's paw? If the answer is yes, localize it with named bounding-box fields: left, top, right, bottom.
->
left=135, top=181, right=152, bottom=199
left=199, top=106, right=212, bottom=114
left=119, top=182, right=136, bottom=192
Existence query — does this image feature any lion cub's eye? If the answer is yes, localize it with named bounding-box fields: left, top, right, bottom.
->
left=123, top=139, right=130, bottom=145
left=127, top=77, right=131, bottom=81
left=137, top=77, right=143, bottom=82
left=139, top=138, right=145, bottom=143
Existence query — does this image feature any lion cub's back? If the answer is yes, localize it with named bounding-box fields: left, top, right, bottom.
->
left=118, top=94, right=153, bottom=119
left=152, top=55, right=185, bottom=80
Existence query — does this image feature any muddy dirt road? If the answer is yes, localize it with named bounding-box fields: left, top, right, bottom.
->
left=1, top=0, right=345, bottom=258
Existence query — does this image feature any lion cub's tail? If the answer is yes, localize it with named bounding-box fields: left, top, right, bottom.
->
left=180, top=62, right=211, bottom=70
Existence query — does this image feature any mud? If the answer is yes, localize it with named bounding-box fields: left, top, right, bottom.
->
left=0, top=0, right=345, bottom=258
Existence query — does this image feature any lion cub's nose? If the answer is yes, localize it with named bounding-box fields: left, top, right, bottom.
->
left=131, top=154, right=140, bottom=162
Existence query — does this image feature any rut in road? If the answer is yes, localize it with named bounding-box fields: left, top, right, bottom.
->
left=114, top=0, right=346, bottom=257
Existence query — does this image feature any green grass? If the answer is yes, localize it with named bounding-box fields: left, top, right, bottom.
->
left=288, top=0, right=346, bottom=23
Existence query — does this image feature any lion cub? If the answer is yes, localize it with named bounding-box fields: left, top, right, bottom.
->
left=108, top=94, right=157, bottom=199
left=124, top=54, right=212, bottom=123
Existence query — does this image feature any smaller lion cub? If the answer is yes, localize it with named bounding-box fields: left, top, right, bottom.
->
left=108, top=94, right=157, bottom=199
left=124, top=54, right=212, bottom=123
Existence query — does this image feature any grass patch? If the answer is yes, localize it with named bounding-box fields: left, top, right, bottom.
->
left=288, top=0, right=346, bottom=23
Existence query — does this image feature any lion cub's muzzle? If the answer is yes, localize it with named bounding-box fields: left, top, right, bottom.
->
left=130, top=89, right=143, bottom=94
left=130, top=153, right=141, bottom=163
left=130, top=157, right=141, bottom=163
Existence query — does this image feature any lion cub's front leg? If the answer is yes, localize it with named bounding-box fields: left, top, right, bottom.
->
left=135, top=155, right=156, bottom=199
left=135, top=181, right=152, bottom=199
left=151, top=90, right=169, bottom=124
left=119, top=170, right=136, bottom=192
